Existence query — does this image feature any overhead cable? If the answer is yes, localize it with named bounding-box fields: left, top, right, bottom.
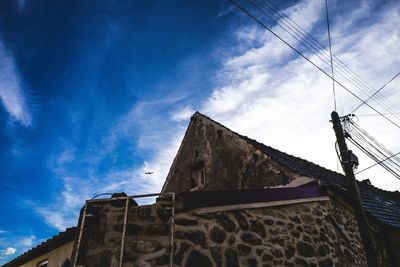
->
left=230, top=0, right=400, bottom=130
left=251, top=0, right=400, bottom=121
left=351, top=71, right=400, bottom=114
left=356, top=151, right=400, bottom=175
left=324, top=0, right=336, bottom=111
left=347, top=137, right=400, bottom=179
left=356, top=112, right=400, bottom=117
left=343, top=118, right=400, bottom=179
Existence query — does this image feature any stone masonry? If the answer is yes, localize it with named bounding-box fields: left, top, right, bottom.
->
left=75, top=195, right=368, bottom=267
left=161, top=112, right=303, bottom=194
left=172, top=200, right=366, bottom=267
left=71, top=112, right=398, bottom=266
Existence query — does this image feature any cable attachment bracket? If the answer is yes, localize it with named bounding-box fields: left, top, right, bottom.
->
left=341, top=149, right=359, bottom=170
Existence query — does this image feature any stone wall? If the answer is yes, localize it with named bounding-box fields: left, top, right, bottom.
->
left=162, top=113, right=304, bottom=194
left=75, top=196, right=173, bottom=267
left=171, top=200, right=366, bottom=267
left=75, top=196, right=373, bottom=267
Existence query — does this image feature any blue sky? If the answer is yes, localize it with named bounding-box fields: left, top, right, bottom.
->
left=0, top=0, right=399, bottom=263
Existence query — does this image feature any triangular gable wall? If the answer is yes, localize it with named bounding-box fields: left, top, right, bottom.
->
left=161, top=112, right=309, bottom=194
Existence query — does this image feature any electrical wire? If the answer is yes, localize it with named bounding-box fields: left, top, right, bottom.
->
left=350, top=129, right=400, bottom=169
left=230, top=0, right=400, bottom=130
left=325, top=0, right=336, bottom=111
left=250, top=0, right=400, bottom=121
left=343, top=118, right=400, bottom=179
left=356, top=112, right=400, bottom=117
left=356, top=151, right=400, bottom=175
left=348, top=137, right=400, bottom=179
left=351, top=71, right=400, bottom=114
left=350, top=132, right=400, bottom=172
left=351, top=121, right=400, bottom=163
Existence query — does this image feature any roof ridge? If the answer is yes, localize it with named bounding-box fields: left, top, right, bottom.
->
left=193, top=111, right=398, bottom=195
left=193, top=112, right=344, bottom=176
left=358, top=180, right=400, bottom=199
left=192, top=112, right=400, bottom=229
left=2, top=227, right=77, bottom=267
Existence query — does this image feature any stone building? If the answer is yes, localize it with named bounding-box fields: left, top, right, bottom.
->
left=4, top=112, right=400, bottom=267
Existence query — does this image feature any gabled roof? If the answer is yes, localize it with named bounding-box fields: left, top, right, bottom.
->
left=196, top=112, right=400, bottom=229
left=2, top=227, right=76, bottom=267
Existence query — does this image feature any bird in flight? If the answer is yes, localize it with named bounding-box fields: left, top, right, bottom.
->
left=145, top=171, right=154, bottom=175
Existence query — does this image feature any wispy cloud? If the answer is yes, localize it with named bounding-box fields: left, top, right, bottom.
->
left=129, top=0, right=400, bottom=193
left=35, top=93, right=189, bottom=229
left=37, top=207, right=75, bottom=231
left=22, top=236, right=35, bottom=248
left=201, top=0, right=400, bottom=191
left=171, top=106, right=195, bottom=122
left=1, top=247, right=16, bottom=256
left=0, top=233, right=36, bottom=264
left=33, top=0, right=400, bottom=232
left=0, top=39, right=32, bottom=127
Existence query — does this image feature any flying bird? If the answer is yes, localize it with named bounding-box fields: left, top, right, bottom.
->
left=145, top=171, right=154, bottom=175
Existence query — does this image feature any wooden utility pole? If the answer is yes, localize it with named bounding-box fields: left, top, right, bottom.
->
left=331, top=111, right=376, bottom=267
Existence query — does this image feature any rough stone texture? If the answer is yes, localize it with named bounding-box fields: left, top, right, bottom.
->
left=161, top=113, right=300, bottom=194
left=209, top=227, right=226, bottom=244
left=75, top=194, right=400, bottom=267
left=75, top=198, right=173, bottom=267
left=172, top=199, right=370, bottom=266
left=184, top=250, right=212, bottom=267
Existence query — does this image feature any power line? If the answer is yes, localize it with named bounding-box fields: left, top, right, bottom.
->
left=356, top=151, right=400, bottom=175
left=356, top=112, right=400, bottom=117
left=351, top=71, right=400, bottom=114
left=348, top=137, right=400, bottom=179
left=324, top=0, right=336, bottom=111
left=349, top=124, right=400, bottom=169
left=230, top=0, right=400, bottom=130
left=238, top=0, right=400, bottom=124
left=252, top=0, right=400, bottom=121
left=343, top=117, right=400, bottom=179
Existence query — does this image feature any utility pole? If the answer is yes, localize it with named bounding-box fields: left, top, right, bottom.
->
left=331, top=111, right=376, bottom=267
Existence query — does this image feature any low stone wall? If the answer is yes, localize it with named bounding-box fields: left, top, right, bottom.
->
left=172, top=200, right=366, bottom=267
left=121, top=198, right=173, bottom=266
left=75, top=196, right=371, bottom=267
left=75, top=197, right=173, bottom=267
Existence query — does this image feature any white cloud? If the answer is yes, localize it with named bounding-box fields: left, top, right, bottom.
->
left=20, top=235, right=35, bottom=247
left=135, top=0, right=400, bottom=192
left=199, top=0, right=400, bottom=191
left=0, top=234, right=38, bottom=266
left=1, top=247, right=16, bottom=256
left=0, top=39, right=32, bottom=127
left=171, top=106, right=195, bottom=122
left=217, top=0, right=236, bottom=17
left=96, top=0, right=400, bottom=201
left=37, top=95, right=187, bottom=229
left=37, top=207, right=75, bottom=231
left=35, top=0, right=400, bottom=231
